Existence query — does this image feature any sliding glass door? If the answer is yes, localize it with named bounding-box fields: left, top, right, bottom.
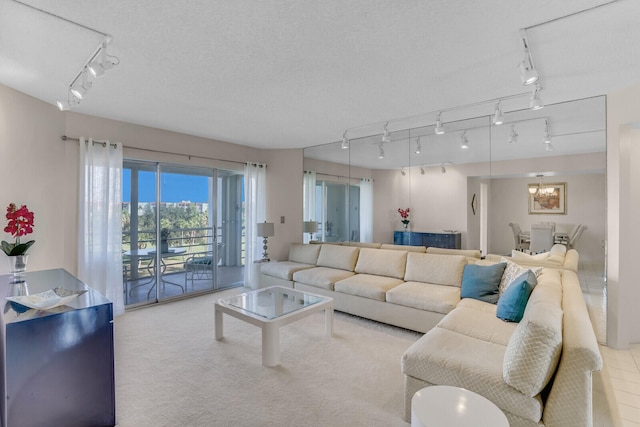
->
left=123, top=160, right=245, bottom=307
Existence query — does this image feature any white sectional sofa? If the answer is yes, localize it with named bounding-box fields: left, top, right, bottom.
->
left=487, top=244, right=579, bottom=272
left=260, top=243, right=602, bottom=427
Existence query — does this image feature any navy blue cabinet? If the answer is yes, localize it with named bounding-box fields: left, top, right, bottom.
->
left=394, top=231, right=461, bottom=249
left=0, top=269, right=115, bottom=427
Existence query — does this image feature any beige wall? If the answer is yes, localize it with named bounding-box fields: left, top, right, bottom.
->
left=607, top=83, right=640, bottom=348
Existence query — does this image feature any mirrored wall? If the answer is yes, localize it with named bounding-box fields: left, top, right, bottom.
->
left=303, top=95, right=606, bottom=268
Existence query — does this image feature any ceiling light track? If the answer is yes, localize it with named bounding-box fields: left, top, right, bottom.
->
left=10, top=1, right=120, bottom=111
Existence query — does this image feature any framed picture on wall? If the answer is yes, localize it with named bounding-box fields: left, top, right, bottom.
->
left=528, top=183, right=566, bottom=214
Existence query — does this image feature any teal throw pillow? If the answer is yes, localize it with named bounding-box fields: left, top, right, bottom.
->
left=460, top=263, right=507, bottom=304
left=497, top=270, right=538, bottom=322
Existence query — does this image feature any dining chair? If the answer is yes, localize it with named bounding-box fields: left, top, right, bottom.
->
left=509, top=223, right=528, bottom=251
left=530, top=223, right=554, bottom=254
left=184, top=242, right=225, bottom=290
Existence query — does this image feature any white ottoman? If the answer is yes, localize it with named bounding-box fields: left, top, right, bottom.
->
left=411, top=385, right=509, bottom=427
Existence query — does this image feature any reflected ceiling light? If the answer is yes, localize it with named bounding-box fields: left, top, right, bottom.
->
left=435, top=112, right=445, bottom=135
left=70, top=68, right=92, bottom=100
left=460, top=131, right=469, bottom=149
left=519, top=29, right=539, bottom=86
left=543, top=119, right=552, bottom=144
left=420, top=166, right=425, bottom=175
left=415, top=137, right=422, bottom=154
left=341, top=131, right=349, bottom=149
left=530, top=84, right=544, bottom=110
left=400, top=167, right=406, bottom=176
left=378, top=143, right=385, bottom=159
left=382, top=122, right=391, bottom=143
left=508, top=125, right=518, bottom=144
left=492, top=102, right=504, bottom=125
left=88, top=41, right=119, bottom=78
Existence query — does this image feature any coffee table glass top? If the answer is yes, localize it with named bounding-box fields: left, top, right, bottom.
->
left=220, top=287, right=327, bottom=320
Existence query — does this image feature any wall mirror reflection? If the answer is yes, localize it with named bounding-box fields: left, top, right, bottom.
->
left=303, top=95, right=606, bottom=337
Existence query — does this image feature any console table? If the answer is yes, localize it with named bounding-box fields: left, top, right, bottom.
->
left=394, top=231, right=461, bottom=249
left=0, top=268, right=115, bottom=427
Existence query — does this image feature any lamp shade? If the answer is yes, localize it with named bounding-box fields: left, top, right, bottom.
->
left=303, top=221, right=318, bottom=233
left=257, top=222, right=274, bottom=237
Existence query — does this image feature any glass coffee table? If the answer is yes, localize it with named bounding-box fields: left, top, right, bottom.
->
left=214, top=286, right=333, bottom=366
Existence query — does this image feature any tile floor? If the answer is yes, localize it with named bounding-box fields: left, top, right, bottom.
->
left=580, top=261, right=640, bottom=426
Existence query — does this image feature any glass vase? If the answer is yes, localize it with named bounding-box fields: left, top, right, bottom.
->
left=8, top=254, right=29, bottom=282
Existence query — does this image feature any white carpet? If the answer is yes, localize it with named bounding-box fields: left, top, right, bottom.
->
left=113, top=288, right=421, bottom=426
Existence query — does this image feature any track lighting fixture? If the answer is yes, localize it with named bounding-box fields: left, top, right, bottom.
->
left=378, top=143, right=385, bottom=159
left=435, top=112, right=445, bottom=135
left=460, top=131, right=469, bottom=149
left=88, top=41, right=119, bottom=78
left=415, top=137, right=422, bottom=154
left=508, top=125, right=518, bottom=144
left=530, top=84, right=544, bottom=110
left=382, top=122, right=391, bottom=143
left=543, top=119, right=552, bottom=144
left=341, top=131, right=349, bottom=149
left=400, top=167, right=406, bottom=176
left=519, top=30, right=539, bottom=86
left=70, top=68, right=92, bottom=100
left=545, top=143, right=554, bottom=152
left=420, top=166, right=425, bottom=175
left=492, top=102, right=504, bottom=125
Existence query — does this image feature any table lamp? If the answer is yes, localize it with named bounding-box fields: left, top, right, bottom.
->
left=303, top=221, right=318, bottom=241
left=256, top=221, right=275, bottom=261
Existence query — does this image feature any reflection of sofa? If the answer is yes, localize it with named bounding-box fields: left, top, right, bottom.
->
left=261, top=242, right=600, bottom=427
left=487, top=244, right=579, bottom=272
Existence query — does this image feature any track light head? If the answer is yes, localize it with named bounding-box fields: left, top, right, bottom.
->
left=530, top=84, right=544, bottom=110
left=519, top=31, right=539, bottom=86
left=460, top=131, right=469, bottom=149
left=415, top=137, right=422, bottom=154
left=382, top=122, right=391, bottom=143
left=492, top=102, right=504, bottom=125
left=70, top=69, right=92, bottom=100
left=378, top=143, right=384, bottom=159
left=543, top=119, right=552, bottom=144
left=56, top=100, right=70, bottom=111
left=88, top=42, right=119, bottom=78
left=545, top=143, right=554, bottom=152
left=441, top=165, right=446, bottom=174
left=508, top=125, right=518, bottom=144
left=400, top=167, right=406, bottom=176
left=420, top=166, right=425, bottom=175
left=341, top=131, right=349, bottom=149
left=435, top=112, right=445, bottom=135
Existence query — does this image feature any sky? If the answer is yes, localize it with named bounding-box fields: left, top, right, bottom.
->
left=122, top=170, right=210, bottom=203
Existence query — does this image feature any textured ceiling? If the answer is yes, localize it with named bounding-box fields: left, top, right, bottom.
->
left=1, top=0, right=639, bottom=150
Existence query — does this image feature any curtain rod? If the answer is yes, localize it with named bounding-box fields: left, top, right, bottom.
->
left=61, top=135, right=247, bottom=166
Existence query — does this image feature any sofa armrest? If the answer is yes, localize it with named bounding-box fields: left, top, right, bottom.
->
left=562, top=249, right=579, bottom=272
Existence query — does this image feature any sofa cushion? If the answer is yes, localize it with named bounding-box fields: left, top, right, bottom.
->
left=549, top=244, right=567, bottom=256
left=437, top=301, right=516, bottom=346
left=426, top=247, right=481, bottom=259
left=342, top=241, right=382, bottom=248
left=499, top=258, right=542, bottom=295
left=334, top=274, right=404, bottom=301
left=460, top=263, right=506, bottom=304
left=288, top=243, right=321, bottom=265
left=402, top=327, right=543, bottom=423
left=404, top=253, right=466, bottom=287
left=386, top=282, right=460, bottom=315
left=292, top=267, right=355, bottom=291
left=316, top=244, right=360, bottom=271
left=355, top=248, right=407, bottom=279
left=496, top=270, right=537, bottom=323
left=511, top=250, right=550, bottom=261
left=503, top=283, right=563, bottom=396
left=260, top=261, right=315, bottom=281
left=380, top=244, right=426, bottom=253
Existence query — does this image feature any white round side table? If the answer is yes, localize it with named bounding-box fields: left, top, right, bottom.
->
left=411, top=385, right=509, bottom=427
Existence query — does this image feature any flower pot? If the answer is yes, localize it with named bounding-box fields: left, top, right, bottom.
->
left=8, top=254, right=28, bottom=282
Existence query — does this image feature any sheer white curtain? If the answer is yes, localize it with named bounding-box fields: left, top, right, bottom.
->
left=244, top=162, right=267, bottom=286
left=360, top=178, right=373, bottom=243
left=78, top=138, right=125, bottom=316
left=303, top=171, right=316, bottom=243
